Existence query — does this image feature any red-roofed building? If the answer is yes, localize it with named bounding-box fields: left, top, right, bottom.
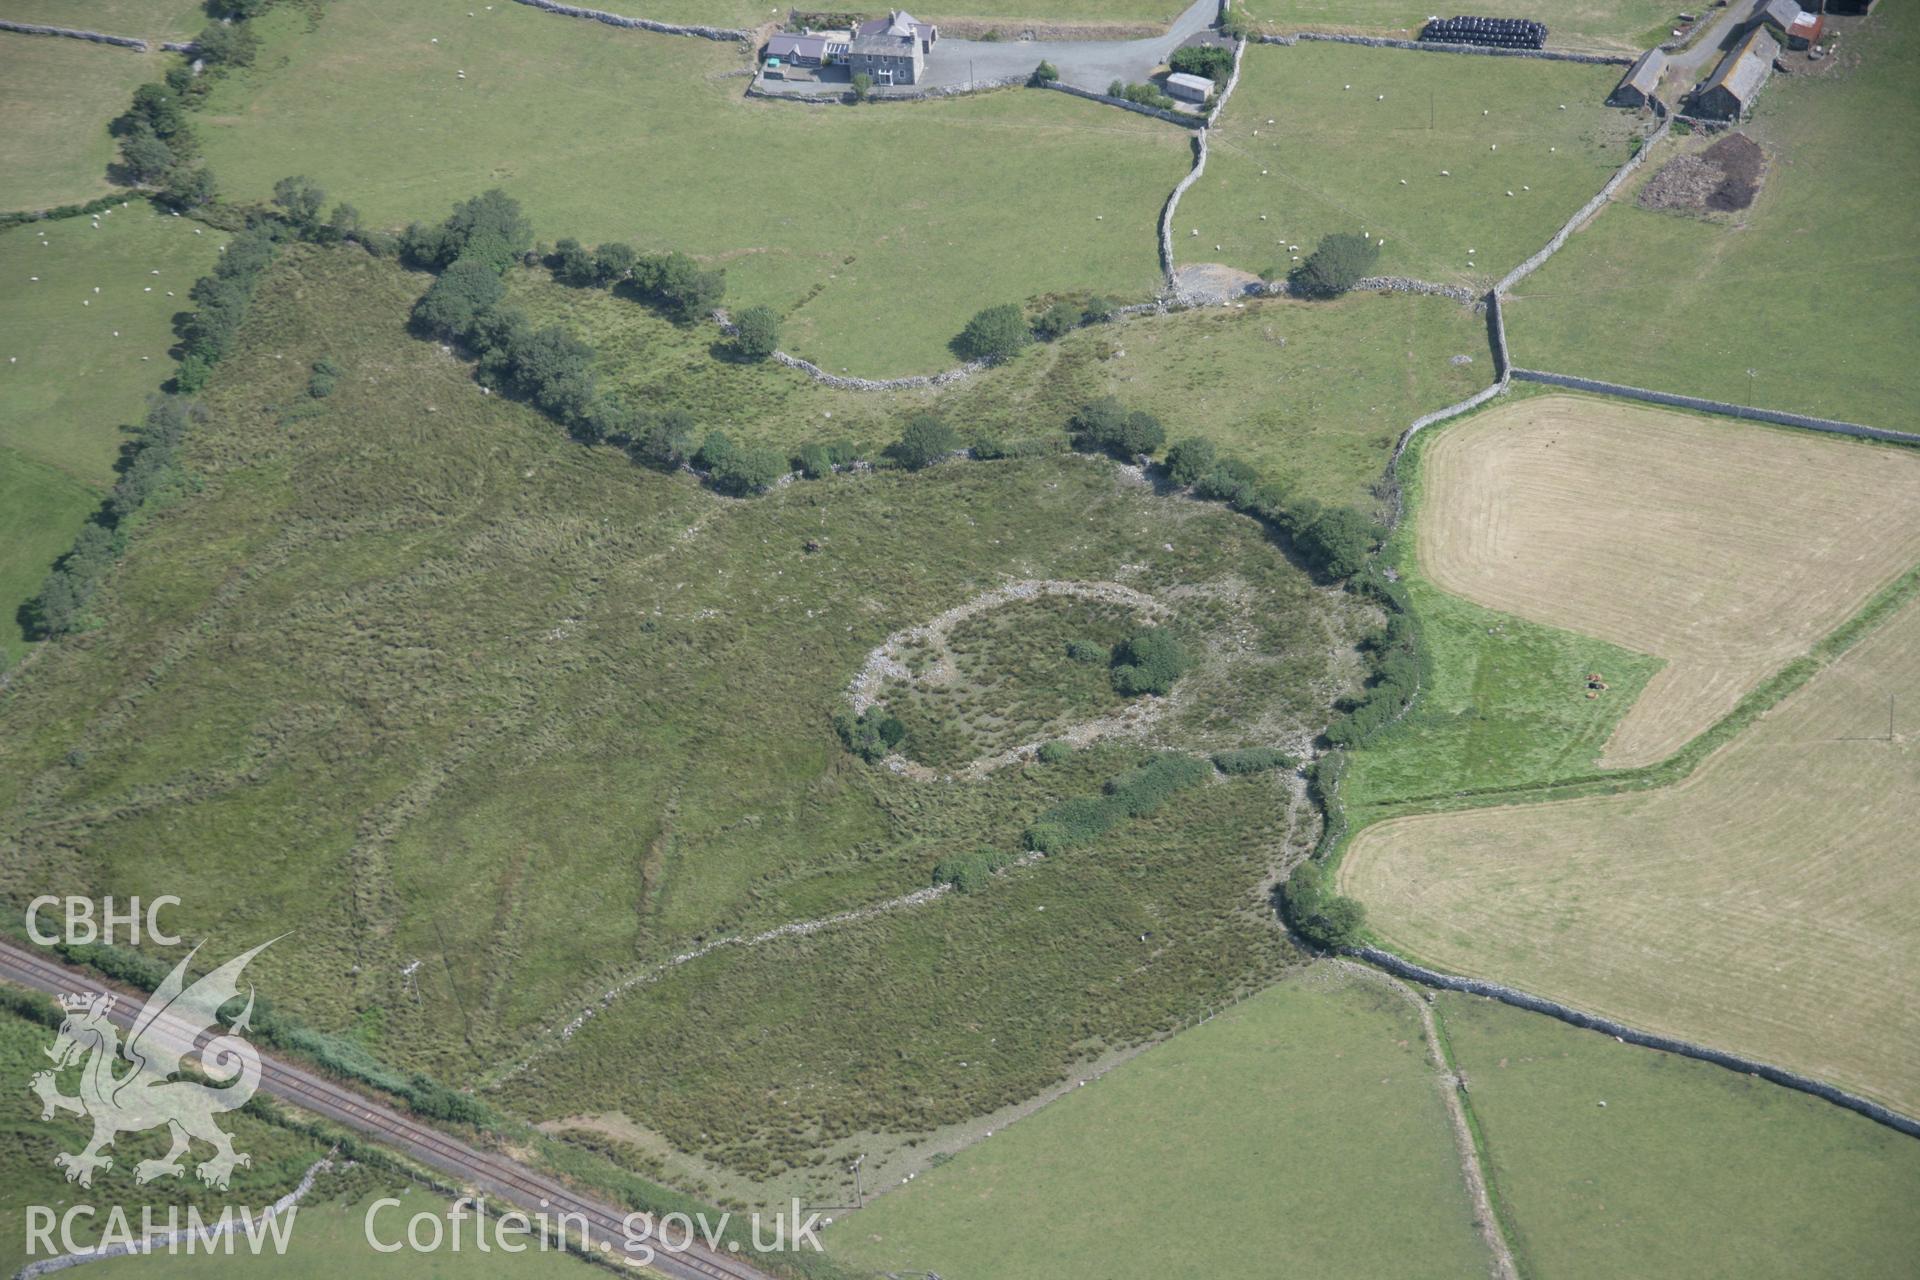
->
left=1786, top=10, right=1824, bottom=47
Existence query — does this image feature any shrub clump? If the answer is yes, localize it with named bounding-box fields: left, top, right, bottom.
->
left=1281, top=861, right=1367, bottom=950
left=955, top=304, right=1033, bottom=365
left=1025, top=752, right=1209, bottom=852
left=1036, top=739, right=1074, bottom=764
left=1324, top=610, right=1419, bottom=747
left=1064, top=639, right=1107, bottom=664
left=1069, top=398, right=1166, bottom=459
left=1288, top=232, right=1381, bottom=299
left=933, top=847, right=1018, bottom=894
left=1169, top=44, right=1234, bottom=81
left=1211, top=747, right=1297, bottom=774
left=1110, top=628, right=1190, bottom=696
left=888, top=414, right=960, bottom=470
left=836, top=707, right=906, bottom=762
left=731, top=305, right=781, bottom=361
left=308, top=357, right=342, bottom=398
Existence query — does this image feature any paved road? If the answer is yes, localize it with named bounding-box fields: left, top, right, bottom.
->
left=757, top=0, right=1218, bottom=95
left=1669, top=2, right=1754, bottom=75
left=927, top=0, right=1218, bottom=91
left=0, top=940, right=775, bottom=1280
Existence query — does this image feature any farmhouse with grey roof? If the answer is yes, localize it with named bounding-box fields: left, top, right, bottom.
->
left=846, top=10, right=938, bottom=85
left=1608, top=48, right=1668, bottom=108
left=1747, top=0, right=1802, bottom=39
left=1692, top=25, right=1779, bottom=120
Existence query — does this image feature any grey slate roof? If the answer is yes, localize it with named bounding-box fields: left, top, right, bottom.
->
left=1620, top=47, right=1667, bottom=94
left=1749, top=0, right=1801, bottom=31
left=1702, top=26, right=1779, bottom=106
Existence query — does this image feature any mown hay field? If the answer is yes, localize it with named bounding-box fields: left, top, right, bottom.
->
left=193, top=0, right=1189, bottom=376
left=1415, top=396, right=1920, bottom=766
left=1341, top=591, right=1920, bottom=1116
left=1233, top=0, right=1677, bottom=49
left=1177, top=41, right=1636, bottom=287
left=0, top=32, right=173, bottom=210
left=1439, top=992, right=1920, bottom=1280
left=828, top=966, right=1492, bottom=1280
left=1502, top=5, right=1920, bottom=429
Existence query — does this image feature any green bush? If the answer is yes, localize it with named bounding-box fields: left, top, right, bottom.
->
left=1110, top=627, right=1191, bottom=696
left=1288, top=232, right=1381, bottom=299
left=1169, top=44, right=1234, bottom=81
left=1164, top=436, right=1217, bottom=486
left=889, top=414, right=960, bottom=470
left=1032, top=300, right=1080, bottom=342
left=836, top=708, right=907, bottom=762
left=1211, top=747, right=1297, bottom=774
left=711, top=444, right=788, bottom=495
left=1070, top=398, right=1166, bottom=458
left=1105, top=752, right=1210, bottom=815
left=1065, top=639, right=1107, bottom=664
left=632, top=250, right=725, bottom=322
left=1281, top=862, right=1367, bottom=949
left=1030, top=60, right=1060, bottom=85
left=731, top=305, right=782, bottom=361
left=411, top=258, right=505, bottom=336
left=933, top=847, right=1017, bottom=894
left=1037, top=739, right=1074, bottom=764
left=795, top=443, right=833, bottom=479
left=308, top=357, right=342, bottom=398
left=1295, top=506, right=1380, bottom=581
left=551, top=236, right=597, bottom=286
left=955, top=303, right=1032, bottom=364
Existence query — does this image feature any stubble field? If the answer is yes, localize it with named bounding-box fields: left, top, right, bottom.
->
left=1341, top=590, right=1920, bottom=1116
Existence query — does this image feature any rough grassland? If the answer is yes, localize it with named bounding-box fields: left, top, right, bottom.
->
left=1439, top=992, right=1920, bottom=1279
left=1179, top=41, right=1635, bottom=287
left=194, top=0, right=1187, bottom=376
left=0, top=245, right=1366, bottom=1198
left=1342, top=592, right=1920, bottom=1116
left=1415, top=396, right=1920, bottom=766
left=514, top=272, right=1490, bottom=510
left=828, top=966, right=1491, bottom=1280
left=0, top=32, right=173, bottom=210
left=0, top=448, right=98, bottom=662
left=1234, top=0, right=1675, bottom=49
left=0, top=0, right=210, bottom=42
left=1503, top=6, right=1920, bottom=429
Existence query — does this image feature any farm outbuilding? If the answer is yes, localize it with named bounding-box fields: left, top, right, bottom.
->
left=1608, top=48, right=1668, bottom=108
left=1166, top=72, right=1216, bottom=102
left=1786, top=11, right=1825, bottom=48
left=1692, top=26, right=1780, bottom=120
left=1747, top=0, right=1801, bottom=38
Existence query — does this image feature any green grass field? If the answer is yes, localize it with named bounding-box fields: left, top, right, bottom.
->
left=194, top=0, right=1188, bottom=376
left=828, top=965, right=1492, bottom=1279
left=513, top=268, right=1490, bottom=510
left=1503, top=6, right=1920, bottom=429
left=0, top=447, right=99, bottom=662
left=0, top=32, right=174, bottom=211
left=0, top=242, right=1369, bottom=1201
left=1438, top=992, right=1920, bottom=1279
left=1235, top=0, right=1677, bottom=49
left=0, top=203, right=221, bottom=655
left=0, top=0, right=211, bottom=42
left=1180, top=41, right=1638, bottom=287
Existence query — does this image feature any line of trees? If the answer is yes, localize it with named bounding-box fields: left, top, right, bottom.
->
left=106, top=0, right=285, bottom=210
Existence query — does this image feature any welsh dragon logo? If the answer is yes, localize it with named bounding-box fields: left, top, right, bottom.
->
left=31, top=940, right=275, bottom=1191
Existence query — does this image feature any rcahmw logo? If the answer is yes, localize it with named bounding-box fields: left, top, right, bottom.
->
left=22, top=919, right=295, bottom=1262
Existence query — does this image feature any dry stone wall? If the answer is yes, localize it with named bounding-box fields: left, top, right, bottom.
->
left=1352, top=946, right=1920, bottom=1139
left=1511, top=369, right=1920, bottom=444
left=509, top=0, right=747, bottom=41
left=0, top=19, right=149, bottom=49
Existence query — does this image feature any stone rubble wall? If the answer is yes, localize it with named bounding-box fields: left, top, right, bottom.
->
left=1258, top=29, right=1633, bottom=65
left=509, top=0, right=748, bottom=42
left=0, top=19, right=149, bottom=49
left=1511, top=369, right=1920, bottom=444
left=1352, top=946, right=1920, bottom=1140
left=1498, top=118, right=1669, bottom=293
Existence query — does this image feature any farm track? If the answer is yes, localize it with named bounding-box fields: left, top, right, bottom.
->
left=0, top=940, right=778, bottom=1280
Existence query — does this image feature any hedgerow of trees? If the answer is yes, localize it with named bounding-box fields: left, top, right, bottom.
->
left=1169, top=44, right=1234, bottom=82
left=1281, top=861, right=1367, bottom=949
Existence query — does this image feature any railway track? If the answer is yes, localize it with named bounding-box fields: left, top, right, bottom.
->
left=0, top=940, right=777, bottom=1280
